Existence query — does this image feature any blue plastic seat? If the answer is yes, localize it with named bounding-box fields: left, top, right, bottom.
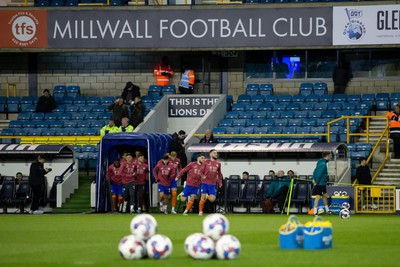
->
left=275, top=119, right=288, bottom=126
left=91, top=104, right=106, bottom=113
left=300, top=102, right=315, bottom=111
left=251, top=95, right=265, bottom=103
left=232, top=103, right=247, bottom=111
left=238, top=112, right=252, bottom=119
left=69, top=128, right=83, bottom=136
left=52, top=121, right=64, bottom=129
left=101, top=96, right=115, bottom=105
left=267, top=126, right=282, bottom=134
left=73, top=96, right=86, bottom=105
left=291, top=95, right=306, bottom=103
left=305, top=95, right=320, bottom=102
left=297, top=126, right=311, bottom=134
left=315, top=118, right=330, bottom=127
left=264, top=95, right=278, bottom=103
left=7, top=97, right=20, bottom=113
left=237, top=95, right=252, bottom=103
left=302, top=118, right=316, bottom=127
left=79, top=106, right=93, bottom=113
left=261, top=119, right=275, bottom=127
left=240, top=127, right=254, bottom=134
left=319, top=94, right=333, bottom=102
left=219, top=119, right=233, bottom=127
left=225, top=111, right=240, bottom=119
left=280, top=111, right=295, bottom=119
left=252, top=111, right=267, bottom=119
left=20, top=97, right=36, bottom=112
left=347, top=94, right=361, bottom=102
left=328, top=102, right=342, bottom=110
left=66, top=86, right=80, bottom=98
left=161, top=88, right=175, bottom=95
left=314, top=102, right=329, bottom=110
left=9, top=120, right=23, bottom=128
left=213, top=127, right=226, bottom=135
left=84, top=113, right=99, bottom=120
left=65, top=105, right=79, bottom=113
left=30, top=113, right=45, bottom=121
left=342, top=102, right=357, bottom=110
left=36, top=120, right=50, bottom=128
left=278, top=95, right=292, bottom=103
left=308, top=110, right=323, bottom=118
left=322, top=110, right=337, bottom=118
left=291, top=119, right=303, bottom=127
left=64, top=120, right=77, bottom=128
left=58, top=113, right=72, bottom=120
left=27, top=128, right=42, bottom=136
left=42, top=129, right=56, bottom=136
left=1, top=128, right=15, bottom=144
left=259, top=84, right=273, bottom=95
left=232, top=119, right=247, bottom=127
left=273, top=103, right=287, bottom=111
left=86, top=96, right=101, bottom=105
left=71, top=112, right=85, bottom=120
left=247, top=119, right=262, bottom=127
left=246, top=84, right=259, bottom=96
left=84, top=128, right=99, bottom=136
left=245, top=103, right=260, bottom=111
left=313, top=88, right=327, bottom=96
left=258, top=103, right=273, bottom=111
left=98, top=112, right=112, bottom=120
left=148, top=85, right=162, bottom=97
left=60, top=97, right=74, bottom=105
left=286, top=103, right=301, bottom=111
left=266, top=111, right=279, bottom=119
left=357, top=143, right=372, bottom=152
left=53, top=105, right=66, bottom=113
left=296, top=111, right=308, bottom=119
left=225, top=127, right=240, bottom=134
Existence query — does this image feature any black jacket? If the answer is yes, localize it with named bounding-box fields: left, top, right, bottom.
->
left=36, top=95, right=56, bottom=113
left=108, top=103, right=129, bottom=126
left=199, top=134, right=218, bottom=144
left=170, top=132, right=187, bottom=167
left=29, top=160, right=47, bottom=186
left=356, top=164, right=372, bottom=185
left=130, top=101, right=146, bottom=128
left=121, top=85, right=141, bottom=104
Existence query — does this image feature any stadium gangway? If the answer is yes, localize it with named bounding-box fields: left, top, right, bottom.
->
left=327, top=115, right=389, bottom=184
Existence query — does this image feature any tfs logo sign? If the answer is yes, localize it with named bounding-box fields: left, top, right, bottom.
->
left=12, top=15, right=36, bottom=42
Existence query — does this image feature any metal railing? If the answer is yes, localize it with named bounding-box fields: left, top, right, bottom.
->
left=354, top=185, right=396, bottom=213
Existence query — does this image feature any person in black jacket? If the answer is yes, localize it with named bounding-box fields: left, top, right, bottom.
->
left=199, top=129, right=218, bottom=144
left=108, top=97, right=129, bottom=127
left=355, top=157, right=377, bottom=210
left=121, top=81, right=141, bottom=105
left=29, top=154, right=51, bottom=214
left=129, top=96, right=146, bottom=128
left=332, top=55, right=353, bottom=94
left=170, top=130, right=187, bottom=168
left=36, top=89, right=56, bottom=113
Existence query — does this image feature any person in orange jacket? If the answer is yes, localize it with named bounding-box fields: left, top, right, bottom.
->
left=178, top=62, right=195, bottom=94
left=153, top=56, right=174, bottom=86
left=387, top=103, right=400, bottom=159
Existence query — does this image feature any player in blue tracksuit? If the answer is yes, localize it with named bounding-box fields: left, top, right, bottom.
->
left=312, top=152, right=331, bottom=215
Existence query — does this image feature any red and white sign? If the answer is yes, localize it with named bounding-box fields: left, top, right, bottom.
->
left=0, top=10, right=47, bottom=48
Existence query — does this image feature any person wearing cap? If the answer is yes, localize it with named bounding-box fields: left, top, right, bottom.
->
left=100, top=119, right=119, bottom=137
left=29, top=154, right=51, bottom=215
left=355, top=157, right=377, bottom=210
left=170, top=130, right=188, bottom=168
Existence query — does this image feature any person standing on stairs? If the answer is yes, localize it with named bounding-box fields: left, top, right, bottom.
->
left=387, top=104, right=400, bottom=159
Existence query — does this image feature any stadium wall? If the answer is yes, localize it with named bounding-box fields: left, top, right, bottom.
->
left=1, top=51, right=399, bottom=101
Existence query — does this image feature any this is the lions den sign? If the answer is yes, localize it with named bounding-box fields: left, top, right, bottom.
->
left=168, top=96, right=219, bottom=117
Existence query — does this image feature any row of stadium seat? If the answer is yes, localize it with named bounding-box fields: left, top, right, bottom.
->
left=239, top=93, right=400, bottom=103
left=219, top=118, right=362, bottom=128
left=148, top=85, right=177, bottom=97
left=225, top=110, right=368, bottom=120
left=2, top=127, right=100, bottom=139
left=36, top=0, right=124, bottom=6
left=232, top=102, right=371, bottom=112
left=9, top=119, right=107, bottom=129
left=17, top=112, right=112, bottom=121
left=214, top=125, right=357, bottom=135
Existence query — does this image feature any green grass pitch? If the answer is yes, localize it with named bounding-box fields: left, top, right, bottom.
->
left=1, top=213, right=400, bottom=267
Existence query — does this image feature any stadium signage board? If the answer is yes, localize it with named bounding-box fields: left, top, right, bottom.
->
left=168, top=96, right=219, bottom=117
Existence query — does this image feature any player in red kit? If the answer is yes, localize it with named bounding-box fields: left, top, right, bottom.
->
left=121, top=153, right=137, bottom=213
left=135, top=153, right=149, bottom=214
left=168, top=151, right=182, bottom=214
left=153, top=153, right=176, bottom=214
left=199, top=149, right=223, bottom=216
left=106, top=158, right=123, bottom=212
left=176, top=153, right=205, bottom=216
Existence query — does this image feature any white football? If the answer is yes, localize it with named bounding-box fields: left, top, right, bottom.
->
left=341, top=202, right=350, bottom=210
left=215, top=234, right=241, bottom=260
left=339, top=208, right=350, bottom=219
left=146, top=234, right=173, bottom=259
left=118, top=235, right=147, bottom=260
left=184, top=233, right=195, bottom=254
left=202, top=213, right=230, bottom=241
left=130, top=214, right=157, bottom=241
left=186, top=233, right=215, bottom=260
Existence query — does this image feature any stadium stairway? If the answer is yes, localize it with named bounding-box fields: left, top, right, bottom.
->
left=52, top=175, right=92, bottom=213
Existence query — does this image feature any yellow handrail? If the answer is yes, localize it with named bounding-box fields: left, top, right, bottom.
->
left=6, top=84, right=17, bottom=97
